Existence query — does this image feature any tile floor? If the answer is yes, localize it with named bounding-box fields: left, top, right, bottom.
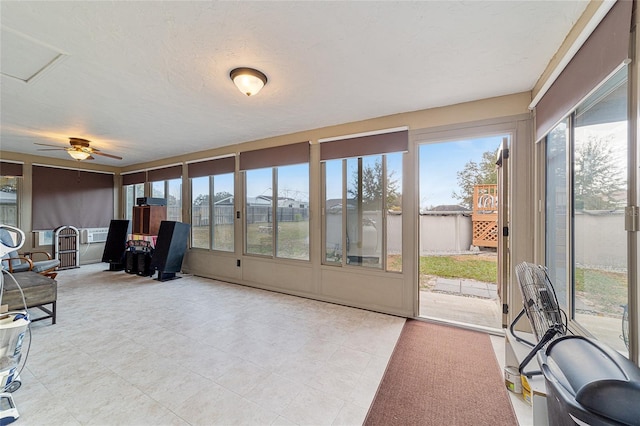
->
left=8, top=263, right=530, bottom=425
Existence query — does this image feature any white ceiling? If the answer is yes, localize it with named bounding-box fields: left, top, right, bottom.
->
left=1, top=1, right=589, bottom=166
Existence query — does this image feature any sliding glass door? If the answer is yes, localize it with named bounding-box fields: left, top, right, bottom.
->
left=545, top=66, right=629, bottom=355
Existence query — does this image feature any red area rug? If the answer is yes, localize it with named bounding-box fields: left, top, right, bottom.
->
left=365, top=319, right=517, bottom=426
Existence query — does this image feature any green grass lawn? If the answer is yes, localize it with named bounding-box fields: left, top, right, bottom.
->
left=246, top=221, right=309, bottom=259
left=192, top=224, right=234, bottom=251
left=191, top=225, right=210, bottom=248
left=387, top=255, right=402, bottom=272
left=575, top=267, right=627, bottom=316
left=420, top=254, right=497, bottom=283
left=417, top=255, right=627, bottom=317
left=193, top=222, right=309, bottom=259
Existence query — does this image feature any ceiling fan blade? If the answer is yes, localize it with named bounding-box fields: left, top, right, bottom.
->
left=35, top=138, right=120, bottom=160
left=92, top=150, right=122, bottom=160
left=34, top=142, right=64, bottom=148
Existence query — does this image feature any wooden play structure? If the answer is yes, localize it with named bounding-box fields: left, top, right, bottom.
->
left=472, top=184, right=498, bottom=248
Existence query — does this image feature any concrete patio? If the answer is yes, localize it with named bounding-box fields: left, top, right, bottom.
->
left=433, top=277, right=498, bottom=299
left=421, top=277, right=629, bottom=355
left=420, top=277, right=502, bottom=331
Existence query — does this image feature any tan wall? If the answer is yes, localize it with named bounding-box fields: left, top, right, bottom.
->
left=176, top=93, right=531, bottom=317
left=119, top=92, right=531, bottom=173
left=1, top=91, right=532, bottom=317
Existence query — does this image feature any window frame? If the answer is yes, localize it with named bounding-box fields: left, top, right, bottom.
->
left=151, top=178, right=182, bottom=222
left=190, top=173, right=236, bottom=252
left=321, top=152, right=402, bottom=272
left=243, top=164, right=310, bottom=261
left=123, top=182, right=145, bottom=221
left=190, top=175, right=211, bottom=250
left=542, top=66, right=630, bottom=355
left=0, top=175, right=20, bottom=227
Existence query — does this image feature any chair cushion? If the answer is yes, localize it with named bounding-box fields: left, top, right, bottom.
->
left=0, top=229, right=22, bottom=269
left=1, top=252, right=25, bottom=271
left=31, top=259, right=60, bottom=273
left=5, top=261, right=31, bottom=273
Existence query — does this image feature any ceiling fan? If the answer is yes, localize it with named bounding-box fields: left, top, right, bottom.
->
left=35, top=137, right=122, bottom=161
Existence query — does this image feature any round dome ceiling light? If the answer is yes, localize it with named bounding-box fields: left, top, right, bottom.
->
left=230, top=67, right=268, bottom=97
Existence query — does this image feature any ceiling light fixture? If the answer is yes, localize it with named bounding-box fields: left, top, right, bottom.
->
left=68, top=150, right=91, bottom=161
left=230, top=67, right=268, bottom=97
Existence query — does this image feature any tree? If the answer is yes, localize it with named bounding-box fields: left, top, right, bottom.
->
left=574, top=136, right=625, bottom=210
left=193, top=194, right=209, bottom=206
left=348, top=159, right=400, bottom=209
left=214, top=191, right=233, bottom=203
left=193, top=191, right=233, bottom=206
left=452, top=150, right=498, bottom=209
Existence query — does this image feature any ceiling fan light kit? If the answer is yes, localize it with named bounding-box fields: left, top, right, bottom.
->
left=230, top=67, right=267, bottom=97
left=67, top=138, right=91, bottom=161
left=34, top=137, right=122, bottom=161
left=68, top=150, right=91, bottom=161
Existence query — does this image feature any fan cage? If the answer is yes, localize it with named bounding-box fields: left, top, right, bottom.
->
left=621, top=304, right=629, bottom=349
left=516, top=262, right=567, bottom=342
left=512, top=262, right=568, bottom=377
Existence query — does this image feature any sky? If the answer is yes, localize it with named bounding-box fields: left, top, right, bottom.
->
left=419, top=135, right=505, bottom=209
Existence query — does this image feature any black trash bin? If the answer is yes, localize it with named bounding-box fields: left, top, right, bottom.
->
left=537, top=335, right=640, bottom=426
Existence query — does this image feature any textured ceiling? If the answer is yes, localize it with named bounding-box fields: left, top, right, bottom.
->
left=1, top=1, right=589, bottom=166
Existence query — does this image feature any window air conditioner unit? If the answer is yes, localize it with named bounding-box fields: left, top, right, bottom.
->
left=80, top=228, right=110, bottom=244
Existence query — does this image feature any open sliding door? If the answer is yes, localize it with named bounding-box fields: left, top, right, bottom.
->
left=496, top=136, right=510, bottom=328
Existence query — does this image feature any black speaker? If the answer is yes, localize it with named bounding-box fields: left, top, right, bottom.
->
left=124, top=250, right=137, bottom=274
left=101, top=220, right=131, bottom=270
left=150, top=221, right=190, bottom=281
left=136, top=252, right=152, bottom=277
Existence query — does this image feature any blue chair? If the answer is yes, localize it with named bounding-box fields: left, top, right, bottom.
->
left=0, top=228, right=60, bottom=278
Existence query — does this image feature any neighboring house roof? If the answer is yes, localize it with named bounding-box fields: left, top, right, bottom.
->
left=326, top=198, right=358, bottom=210
left=214, top=196, right=234, bottom=205
left=246, top=195, right=308, bottom=207
left=326, top=199, right=342, bottom=210
left=246, top=196, right=272, bottom=206
left=428, top=204, right=470, bottom=212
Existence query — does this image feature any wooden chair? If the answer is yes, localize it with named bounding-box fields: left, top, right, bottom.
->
left=0, top=229, right=59, bottom=278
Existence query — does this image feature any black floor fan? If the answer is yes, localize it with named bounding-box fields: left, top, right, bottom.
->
left=511, top=261, right=568, bottom=377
